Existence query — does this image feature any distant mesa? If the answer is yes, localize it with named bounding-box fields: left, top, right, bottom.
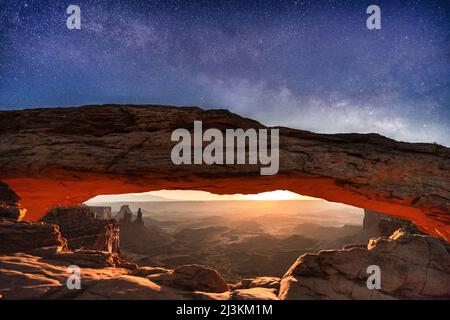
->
left=116, top=205, right=144, bottom=226
left=88, top=206, right=112, bottom=220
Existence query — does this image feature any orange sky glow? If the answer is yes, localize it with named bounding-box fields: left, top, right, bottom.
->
left=86, top=190, right=318, bottom=203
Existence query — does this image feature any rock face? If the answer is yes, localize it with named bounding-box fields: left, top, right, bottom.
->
left=279, top=227, right=450, bottom=300
left=41, top=206, right=119, bottom=254
left=0, top=181, right=24, bottom=221
left=0, top=181, right=68, bottom=255
left=0, top=105, right=448, bottom=240
left=145, top=264, right=229, bottom=293
left=363, top=209, right=413, bottom=237
left=232, top=276, right=281, bottom=292
left=0, top=252, right=131, bottom=300
left=0, top=218, right=67, bottom=254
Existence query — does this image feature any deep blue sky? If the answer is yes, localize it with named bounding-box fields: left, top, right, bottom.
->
left=0, top=0, right=449, bottom=145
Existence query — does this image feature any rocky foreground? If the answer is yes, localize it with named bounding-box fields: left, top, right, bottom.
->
left=1, top=204, right=449, bottom=300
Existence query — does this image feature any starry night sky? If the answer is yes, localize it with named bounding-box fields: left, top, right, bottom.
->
left=0, top=0, right=449, bottom=145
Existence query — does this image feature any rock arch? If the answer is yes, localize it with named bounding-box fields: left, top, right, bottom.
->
left=0, top=105, right=448, bottom=240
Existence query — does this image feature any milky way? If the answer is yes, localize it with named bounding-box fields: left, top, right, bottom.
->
left=0, top=0, right=449, bottom=145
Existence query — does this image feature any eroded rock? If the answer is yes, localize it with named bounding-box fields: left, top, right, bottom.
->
left=279, top=227, right=450, bottom=300
left=0, top=181, right=25, bottom=221
left=0, top=218, right=67, bottom=254
left=0, top=253, right=130, bottom=300
left=231, top=288, right=279, bottom=300
left=232, top=277, right=280, bottom=292
left=41, top=206, right=119, bottom=254
left=76, top=275, right=185, bottom=300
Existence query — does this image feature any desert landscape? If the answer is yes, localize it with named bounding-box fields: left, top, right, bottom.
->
left=92, top=199, right=366, bottom=282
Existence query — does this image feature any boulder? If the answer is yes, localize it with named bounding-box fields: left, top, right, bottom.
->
left=147, top=264, right=229, bottom=293
left=51, top=250, right=130, bottom=269
left=279, top=227, right=450, bottom=300
left=231, top=288, right=279, bottom=300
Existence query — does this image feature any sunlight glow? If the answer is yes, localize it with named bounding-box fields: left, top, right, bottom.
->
left=244, top=190, right=313, bottom=201
left=86, top=189, right=318, bottom=203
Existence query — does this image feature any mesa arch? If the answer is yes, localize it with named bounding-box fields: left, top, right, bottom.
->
left=0, top=105, right=448, bottom=240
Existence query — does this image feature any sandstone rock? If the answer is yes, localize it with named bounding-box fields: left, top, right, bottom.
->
left=0, top=230, right=267, bottom=300
left=0, top=253, right=130, bottom=299
left=0, top=218, right=67, bottom=254
left=0, top=227, right=227, bottom=300
left=0, top=268, right=63, bottom=300
left=0, top=181, right=25, bottom=221
left=231, top=288, right=279, bottom=300
left=0, top=105, right=448, bottom=239
left=232, top=277, right=280, bottom=292
left=46, top=249, right=137, bottom=271
left=41, top=206, right=119, bottom=253
left=363, top=209, right=414, bottom=237
left=51, top=250, right=123, bottom=269
left=279, top=228, right=450, bottom=300
left=76, top=275, right=185, bottom=300
left=88, top=206, right=112, bottom=219
left=117, top=205, right=145, bottom=227
left=116, top=205, right=134, bottom=225
left=131, top=266, right=172, bottom=277
left=191, top=291, right=231, bottom=300
left=148, top=264, right=229, bottom=293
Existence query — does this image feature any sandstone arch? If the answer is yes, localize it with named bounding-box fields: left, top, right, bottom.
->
left=0, top=105, right=448, bottom=240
